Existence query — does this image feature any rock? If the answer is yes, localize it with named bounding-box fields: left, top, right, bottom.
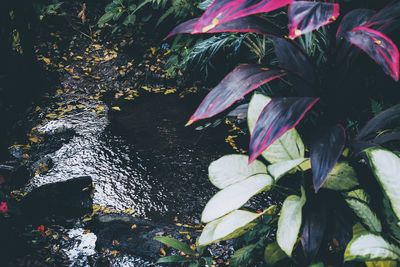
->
left=0, top=161, right=30, bottom=187
left=20, top=176, right=93, bottom=222
left=91, top=214, right=180, bottom=260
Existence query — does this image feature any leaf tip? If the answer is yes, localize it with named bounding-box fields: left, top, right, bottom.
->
left=185, top=119, right=195, bottom=127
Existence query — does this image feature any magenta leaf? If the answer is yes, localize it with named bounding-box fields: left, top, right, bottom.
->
left=336, top=8, right=375, bottom=40
left=272, top=37, right=316, bottom=94
left=365, top=1, right=400, bottom=34
left=346, top=27, right=399, bottom=81
left=301, top=198, right=327, bottom=262
left=166, top=16, right=278, bottom=39
left=193, top=0, right=292, bottom=33
left=249, top=97, right=319, bottom=163
left=310, top=125, right=346, bottom=192
left=288, top=1, right=340, bottom=39
left=187, top=65, right=285, bottom=125
left=356, top=104, right=400, bottom=141
left=165, top=18, right=199, bottom=39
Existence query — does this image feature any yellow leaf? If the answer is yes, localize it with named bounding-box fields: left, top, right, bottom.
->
left=160, top=247, right=167, bottom=256
left=111, top=106, right=121, bottom=111
left=46, top=113, right=58, bottom=119
left=42, top=57, right=51, bottom=64
left=29, top=136, right=40, bottom=143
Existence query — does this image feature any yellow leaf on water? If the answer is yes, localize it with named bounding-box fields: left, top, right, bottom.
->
left=111, top=106, right=121, bottom=111
left=42, top=57, right=51, bottom=64
left=46, top=113, right=58, bottom=119
left=28, top=136, right=40, bottom=143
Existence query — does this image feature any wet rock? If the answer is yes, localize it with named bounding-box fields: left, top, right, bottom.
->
left=92, top=214, right=179, bottom=260
left=30, top=155, right=53, bottom=176
left=20, top=176, right=93, bottom=222
left=29, top=128, right=75, bottom=163
left=0, top=161, right=30, bottom=187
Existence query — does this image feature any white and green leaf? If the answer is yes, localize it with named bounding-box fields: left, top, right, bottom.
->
left=248, top=93, right=305, bottom=163
left=345, top=233, right=400, bottom=262
left=198, top=210, right=262, bottom=246
left=267, top=158, right=308, bottom=182
left=208, top=154, right=267, bottom=189
left=277, top=188, right=306, bottom=257
left=346, top=198, right=382, bottom=233
left=323, top=162, right=359, bottom=191
left=202, top=174, right=273, bottom=223
left=365, top=148, right=400, bottom=221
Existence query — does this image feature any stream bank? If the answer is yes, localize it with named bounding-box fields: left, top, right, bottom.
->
left=0, top=14, right=235, bottom=266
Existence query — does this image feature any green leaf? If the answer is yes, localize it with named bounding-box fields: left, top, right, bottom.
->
left=123, top=14, right=136, bottom=26
left=98, top=12, right=115, bottom=26
left=198, top=210, right=262, bottom=246
left=309, top=262, right=325, bottom=267
left=202, top=174, right=273, bottom=223
left=345, top=233, right=400, bottom=262
left=208, top=154, right=267, bottom=189
left=248, top=93, right=305, bottom=163
left=277, top=188, right=306, bottom=256
left=153, top=236, right=197, bottom=256
left=322, top=162, right=359, bottom=191
left=366, top=261, right=398, bottom=267
left=267, top=158, right=308, bottom=182
left=346, top=198, right=382, bottom=233
left=157, top=255, right=192, bottom=263
left=264, top=242, right=287, bottom=266
left=365, top=148, right=400, bottom=221
left=230, top=244, right=257, bottom=267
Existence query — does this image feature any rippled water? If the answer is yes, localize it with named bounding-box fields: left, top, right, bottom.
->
left=27, top=93, right=230, bottom=220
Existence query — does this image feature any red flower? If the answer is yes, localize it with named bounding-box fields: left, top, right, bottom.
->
left=0, top=202, right=8, bottom=213
left=37, top=225, right=46, bottom=236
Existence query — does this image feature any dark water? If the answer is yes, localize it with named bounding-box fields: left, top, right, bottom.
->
left=27, top=92, right=230, bottom=220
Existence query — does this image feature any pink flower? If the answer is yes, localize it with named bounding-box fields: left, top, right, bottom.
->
left=0, top=202, right=8, bottom=213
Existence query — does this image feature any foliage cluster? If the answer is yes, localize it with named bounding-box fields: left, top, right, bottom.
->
left=155, top=0, right=400, bottom=266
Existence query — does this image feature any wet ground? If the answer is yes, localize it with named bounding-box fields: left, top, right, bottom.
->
left=1, top=16, right=236, bottom=266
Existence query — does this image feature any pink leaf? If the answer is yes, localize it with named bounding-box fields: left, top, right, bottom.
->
left=288, top=1, right=340, bottom=39
left=249, top=97, right=319, bottom=162
left=347, top=27, right=399, bottom=81
left=193, top=0, right=292, bottom=33
left=187, top=65, right=285, bottom=125
left=166, top=16, right=279, bottom=39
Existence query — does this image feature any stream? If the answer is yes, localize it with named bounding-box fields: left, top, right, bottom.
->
left=2, top=27, right=234, bottom=266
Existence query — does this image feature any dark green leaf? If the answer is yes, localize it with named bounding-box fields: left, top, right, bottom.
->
left=154, top=236, right=197, bottom=256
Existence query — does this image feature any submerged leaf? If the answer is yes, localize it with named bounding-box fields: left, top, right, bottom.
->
left=208, top=154, right=267, bottom=189
left=311, top=125, right=346, bottom=192
left=193, top=0, right=292, bottom=33
left=347, top=27, right=399, bottom=81
left=288, top=1, right=340, bottom=39
left=202, top=174, right=273, bottom=223
left=249, top=97, right=319, bottom=163
left=187, top=65, right=284, bottom=125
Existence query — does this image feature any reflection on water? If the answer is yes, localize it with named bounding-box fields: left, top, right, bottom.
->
left=27, top=94, right=229, bottom=219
